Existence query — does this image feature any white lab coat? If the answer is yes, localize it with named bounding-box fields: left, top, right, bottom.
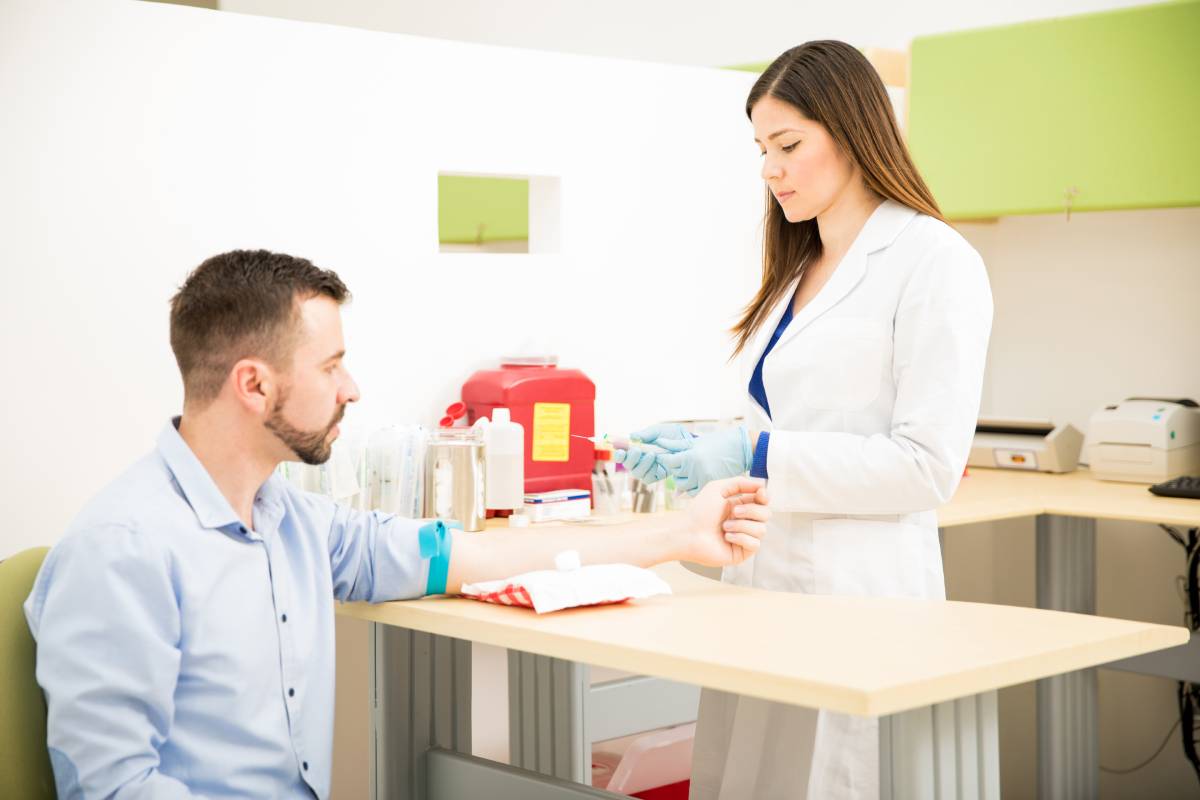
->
left=689, top=200, right=993, bottom=800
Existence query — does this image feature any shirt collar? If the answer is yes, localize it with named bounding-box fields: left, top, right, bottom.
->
left=253, top=472, right=289, bottom=529
left=859, top=198, right=919, bottom=255
left=157, top=417, right=283, bottom=531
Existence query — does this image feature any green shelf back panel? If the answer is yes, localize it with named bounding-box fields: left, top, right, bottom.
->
left=438, top=174, right=529, bottom=244
left=725, top=61, right=773, bottom=74
left=909, top=0, right=1200, bottom=218
left=722, top=47, right=871, bottom=75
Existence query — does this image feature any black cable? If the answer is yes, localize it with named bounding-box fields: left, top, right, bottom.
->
left=1179, top=576, right=1196, bottom=630
left=1174, top=533, right=1200, bottom=788
left=1101, top=718, right=1182, bottom=774
left=1188, top=530, right=1200, bottom=632
left=1163, top=524, right=1188, bottom=549
left=1115, top=534, right=1200, bottom=783
left=1183, top=683, right=1200, bottom=784
left=1166, top=527, right=1200, bottom=631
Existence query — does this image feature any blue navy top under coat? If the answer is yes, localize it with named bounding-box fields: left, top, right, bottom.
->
left=25, top=418, right=431, bottom=799
left=747, top=294, right=795, bottom=479
left=748, top=296, right=795, bottom=420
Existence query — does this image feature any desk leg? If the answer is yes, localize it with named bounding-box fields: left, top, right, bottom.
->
left=1035, top=514, right=1098, bottom=800
left=503, top=650, right=1005, bottom=798
left=881, top=692, right=1000, bottom=800
left=507, top=649, right=590, bottom=784
left=369, top=623, right=472, bottom=800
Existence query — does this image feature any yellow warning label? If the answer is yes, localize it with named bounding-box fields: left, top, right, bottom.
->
left=531, top=402, right=571, bottom=462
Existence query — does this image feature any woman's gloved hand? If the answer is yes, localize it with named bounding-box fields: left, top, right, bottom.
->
left=612, top=423, right=696, bottom=484
left=629, top=423, right=696, bottom=453
left=660, top=426, right=752, bottom=495
left=613, top=446, right=668, bottom=483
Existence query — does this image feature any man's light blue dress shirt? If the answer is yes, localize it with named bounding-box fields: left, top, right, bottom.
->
left=24, top=419, right=431, bottom=798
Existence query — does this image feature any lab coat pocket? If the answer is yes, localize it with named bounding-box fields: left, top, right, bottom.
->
left=811, top=519, right=927, bottom=598
left=794, top=318, right=887, bottom=411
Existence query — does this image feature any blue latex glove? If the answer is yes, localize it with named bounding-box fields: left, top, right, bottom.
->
left=612, top=423, right=695, bottom=484
left=629, top=423, right=696, bottom=454
left=659, top=426, right=752, bottom=496
left=614, top=447, right=667, bottom=483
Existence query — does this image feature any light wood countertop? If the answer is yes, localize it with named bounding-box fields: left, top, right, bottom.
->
left=340, top=561, right=1186, bottom=716
left=939, top=467, right=1200, bottom=528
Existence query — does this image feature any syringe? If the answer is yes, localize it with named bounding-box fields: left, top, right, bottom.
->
left=571, top=434, right=667, bottom=453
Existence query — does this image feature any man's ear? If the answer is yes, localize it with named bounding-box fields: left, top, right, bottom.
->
left=229, top=358, right=274, bottom=416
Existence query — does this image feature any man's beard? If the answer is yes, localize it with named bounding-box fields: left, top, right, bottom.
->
left=265, top=389, right=345, bottom=466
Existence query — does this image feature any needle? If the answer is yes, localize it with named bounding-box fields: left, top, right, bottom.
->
left=571, top=434, right=664, bottom=453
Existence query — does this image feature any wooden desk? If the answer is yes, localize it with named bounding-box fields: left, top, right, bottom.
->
left=342, top=468, right=1191, bottom=799
left=344, top=561, right=1182, bottom=718
left=940, top=466, right=1200, bottom=528
left=937, top=466, right=1198, bottom=798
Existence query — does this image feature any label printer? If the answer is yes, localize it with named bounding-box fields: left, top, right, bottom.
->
left=1088, top=398, right=1200, bottom=483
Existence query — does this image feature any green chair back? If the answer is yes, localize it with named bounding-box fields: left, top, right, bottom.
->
left=0, top=547, right=56, bottom=799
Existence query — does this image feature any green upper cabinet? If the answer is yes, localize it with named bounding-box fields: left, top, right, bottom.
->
left=909, top=0, right=1200, bottom=219
left=438, top=175, right=529, bottom=245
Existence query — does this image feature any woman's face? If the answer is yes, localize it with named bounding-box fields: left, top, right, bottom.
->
left=751, top=94, right=858, bottom=223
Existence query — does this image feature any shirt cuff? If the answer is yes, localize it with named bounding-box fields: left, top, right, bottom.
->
left=750, top=431, right=770, bottom=479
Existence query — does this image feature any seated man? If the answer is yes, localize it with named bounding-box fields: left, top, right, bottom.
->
left=24, top=249, right=769, bottom=799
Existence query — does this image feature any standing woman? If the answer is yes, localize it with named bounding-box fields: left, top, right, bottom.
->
left=617, top=41, right=993, bottom=799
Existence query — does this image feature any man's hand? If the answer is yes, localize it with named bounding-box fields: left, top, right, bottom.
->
left=678, top=476, right=769, bottom=567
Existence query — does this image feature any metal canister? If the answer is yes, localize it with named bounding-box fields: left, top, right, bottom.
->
left=423, top=427, right=487, bottom=532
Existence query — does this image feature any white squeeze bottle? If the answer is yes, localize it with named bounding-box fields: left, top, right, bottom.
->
left=484, top=408, right=525, bottom=511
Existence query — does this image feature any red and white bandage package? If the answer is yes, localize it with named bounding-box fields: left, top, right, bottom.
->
left=460, top=550, right=671, bottom=614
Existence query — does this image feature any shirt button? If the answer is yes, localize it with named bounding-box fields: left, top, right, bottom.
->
left=281, top=613, right=288, bottom=623
left=289, top=688, right=295, bottom=697
left=303, top=761, right=309, bottom=771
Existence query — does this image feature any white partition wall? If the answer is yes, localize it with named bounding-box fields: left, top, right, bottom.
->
left=0, top=1, right=763, bottom=556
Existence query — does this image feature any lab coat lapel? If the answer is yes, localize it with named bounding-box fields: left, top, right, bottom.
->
left=745, top=275, right=802, bottom=367
left=741, top=276, right=802, bottom=412
left=772, top=239, right=868, bottom=352
left=771, top=200, right=917, bottom=352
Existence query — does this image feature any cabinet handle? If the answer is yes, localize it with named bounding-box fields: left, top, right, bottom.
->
left=1064, top=186, right=1080, bottom=221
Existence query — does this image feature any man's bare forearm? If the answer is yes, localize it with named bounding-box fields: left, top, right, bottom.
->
left=444, top=516, right=686, bottom=595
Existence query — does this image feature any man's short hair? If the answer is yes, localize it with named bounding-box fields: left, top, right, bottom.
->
left=169, top=249, right=350, bottom=407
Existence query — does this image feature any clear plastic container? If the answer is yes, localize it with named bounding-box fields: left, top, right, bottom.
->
left=365, top=425, right=426, bottom=518
left=423, top=427, right=486, bottom=531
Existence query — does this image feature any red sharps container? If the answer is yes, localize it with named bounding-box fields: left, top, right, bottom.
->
left=461, top=356, right=595, bottom=496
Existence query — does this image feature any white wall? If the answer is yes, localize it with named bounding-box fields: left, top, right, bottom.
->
left=220, top=0, right=1162, bottom=66
left=0, top=0, right=764, bottom=558
left=963, top=208, right=1200, bottom=433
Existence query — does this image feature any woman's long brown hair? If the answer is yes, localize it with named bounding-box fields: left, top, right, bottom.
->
left=731, top=40, right=944, bottom=357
